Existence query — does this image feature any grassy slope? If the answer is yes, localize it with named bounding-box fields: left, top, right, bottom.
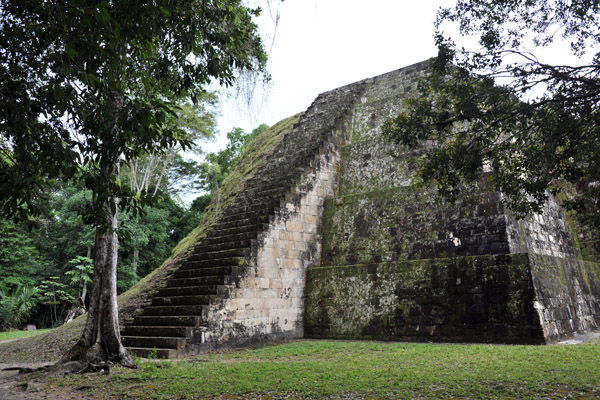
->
left=50, top=340, right=600, bottom=399
left=0, top=114, right=301, bottom=364
left=0, top=329, right=52, bottom=342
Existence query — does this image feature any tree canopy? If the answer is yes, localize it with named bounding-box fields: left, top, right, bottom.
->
left=383, top=0, right=600, bottom=230
left=0, top=0, right=267, bottom=225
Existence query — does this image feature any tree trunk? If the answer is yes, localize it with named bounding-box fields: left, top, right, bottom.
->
left=132, top=248, right=139, bottom=274
left=152, top=148, right=174, bottom=196
left=56, top=92, right=134, bottom=370
left=61, top=169, right=134, bottom=368
left=79, top=246, right=92, bottom=310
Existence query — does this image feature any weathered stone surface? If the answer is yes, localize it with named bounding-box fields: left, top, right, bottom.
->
left=305, top=254, right=544, bottom=344
left=305, top=254, right=600, bottom=344
left=507, top=198, right=580, bottom=259
left=321, top=185, right=510, bottom=265
left=307, top=59, right=600, bottom=345
left=529, top=254, right=600, bottom=343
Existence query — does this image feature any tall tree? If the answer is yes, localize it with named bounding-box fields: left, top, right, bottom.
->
left=0, top=0, right=267, bottom=367
left=125, top=97, right=219, bottom=198
left=383, top=0, right=600, bottom=228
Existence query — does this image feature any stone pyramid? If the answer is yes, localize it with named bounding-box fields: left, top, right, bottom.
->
left=122, top=60, right=600, bottom=357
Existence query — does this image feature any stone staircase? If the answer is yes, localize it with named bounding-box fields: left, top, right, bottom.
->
left=121, top=81, right=367, bottom=358
left=121, top=178, right=296, bottom=358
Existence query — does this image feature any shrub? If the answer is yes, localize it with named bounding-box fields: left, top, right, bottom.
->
left=0, top=282, right=40, bottom=330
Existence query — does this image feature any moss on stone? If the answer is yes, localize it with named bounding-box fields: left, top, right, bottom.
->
left=306, top=254, right=542, bottom=344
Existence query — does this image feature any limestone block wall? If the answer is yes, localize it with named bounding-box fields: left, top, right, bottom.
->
left=321, top=186, right=512, bottom=266
left=306, top=254, right=600, bottom=344
left=304, top=60, right=600, bottom=344
left=529, top=255, right=600, bottom=342
left=507, top=196, right=580, bottom=259
left=321, top=61, right=518, bottom=266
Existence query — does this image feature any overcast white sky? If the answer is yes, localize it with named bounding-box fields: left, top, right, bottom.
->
left=208, top=0, right=453, bottom=151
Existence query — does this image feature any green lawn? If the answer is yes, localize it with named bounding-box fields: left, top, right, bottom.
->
left=0, top=328, right=52, bottom=342
left=57, top=340, right=600, bottom=399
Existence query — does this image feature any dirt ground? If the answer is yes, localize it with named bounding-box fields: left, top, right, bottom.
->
left=0, top=361, right=83, bottom=400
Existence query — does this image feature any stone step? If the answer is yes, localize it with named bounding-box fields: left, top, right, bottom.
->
left=199, top=231, right=258, bottom=247
left=179, top=257, right=244, bottom=270
left=245, top=171, right=299, bottom=186
left=122, top=336, right=184, bottom=350
left=222, top=191, right=279, bottom=206
left=141, top=304, right=206, bottom=316
left=173, top=266, right=232, bottom=279
left=212, top=215, right=271, bottom=231
left=218, top=207, right=281, bottom=226
left=121, top=325, right=193, bottom=337
left=127, top=347, right=177, bottom=359
left=230, top=187, right=286, bottom=204
left=205, top=223, right=268, bottom=239
left=193, top=239, right=254, bottom=254
left=251, top=162, right=309, bottom=179
left=221, top=194, right=283, bottom=211
left=218, top=204, right=280, bottom=223
left=151, top=294, right=213, bottom=306
left=166, top=275, right=226, bottom=288
left=187, top=248, right=247, bottom=262
left=156, top=285, right=218, bottom=297
left=131, top=315, right=200, bottom=326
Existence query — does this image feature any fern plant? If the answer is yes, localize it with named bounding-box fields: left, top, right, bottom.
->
left=0, top=282, right=40, bottom=330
